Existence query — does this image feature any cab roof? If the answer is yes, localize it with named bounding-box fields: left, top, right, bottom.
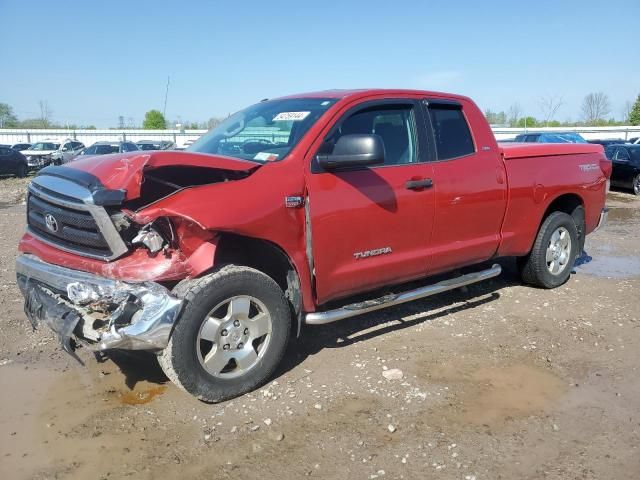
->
left=274, top=88, right=472, bottom=103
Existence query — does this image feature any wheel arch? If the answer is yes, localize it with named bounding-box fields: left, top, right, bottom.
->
left=213, top=232, right=304, bottom=337
left=541, top=193, right=586, bottom=253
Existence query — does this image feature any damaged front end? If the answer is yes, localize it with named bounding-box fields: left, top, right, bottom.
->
left=16, top=151, right=263, bottom=360
left=16, top=254, right=183, bottom=359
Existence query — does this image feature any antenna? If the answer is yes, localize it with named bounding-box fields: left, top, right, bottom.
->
left=163, top=76, right=170, bottom=118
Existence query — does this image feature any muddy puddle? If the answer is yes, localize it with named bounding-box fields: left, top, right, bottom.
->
left=574, top=203, right=640, bottom=278
left=418, top=363, right=567, bottom=427
left=575, top=251, right=640, bottom=278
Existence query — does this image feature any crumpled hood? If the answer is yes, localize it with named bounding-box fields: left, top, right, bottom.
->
left=45, top=151, right=260, bottom=201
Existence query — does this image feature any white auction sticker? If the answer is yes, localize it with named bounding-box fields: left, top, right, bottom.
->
left=273, top=111, right=310, bottom=121
left=254, top=152, right=279, bottom=161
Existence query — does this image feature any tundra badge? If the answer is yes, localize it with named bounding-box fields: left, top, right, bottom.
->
left=353, top=247, right=392, bottom=260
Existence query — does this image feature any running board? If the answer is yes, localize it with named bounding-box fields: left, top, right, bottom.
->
left=305, top=264, right=502, bottom=325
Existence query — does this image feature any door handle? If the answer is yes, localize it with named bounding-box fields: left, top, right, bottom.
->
left=405, top=178, right=433, bottom=190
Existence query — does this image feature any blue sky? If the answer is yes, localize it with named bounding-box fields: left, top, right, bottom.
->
left=1, top=0, right=638, bottom=127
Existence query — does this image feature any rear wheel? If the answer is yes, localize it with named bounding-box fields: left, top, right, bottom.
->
left=633, top=174, right=640, bottom=196
left=16, top=163, right=27, bottom=178
left=519, top=211, right=579, bottom=288
left=159, top=266, right=291, bottom=402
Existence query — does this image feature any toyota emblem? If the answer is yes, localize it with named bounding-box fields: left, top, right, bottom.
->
left=44, top=213, right=59, bottom=233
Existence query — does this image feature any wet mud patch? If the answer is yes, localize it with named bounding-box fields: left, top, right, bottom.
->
left=575, top=251, right=640, bottom=278
left=415, top=362, right=567, bottom=428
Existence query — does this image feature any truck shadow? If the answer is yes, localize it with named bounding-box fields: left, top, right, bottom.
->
left=274, top=257, right=523, bottom=379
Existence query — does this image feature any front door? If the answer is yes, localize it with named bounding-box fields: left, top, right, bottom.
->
left=306, top=100, right=435, bottom=304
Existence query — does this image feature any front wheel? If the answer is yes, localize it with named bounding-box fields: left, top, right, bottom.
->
left=633, top=174, right=640, bottom=196
left=518, top=211, right=579, bottom=289
left=159, top=266, right=291, bottom=402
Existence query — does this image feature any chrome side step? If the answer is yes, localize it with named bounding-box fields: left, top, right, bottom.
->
left=305, top=264, right=502, bottom=325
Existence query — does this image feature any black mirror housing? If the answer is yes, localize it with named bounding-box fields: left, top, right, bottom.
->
left=317, top=134, right=385, bottom=170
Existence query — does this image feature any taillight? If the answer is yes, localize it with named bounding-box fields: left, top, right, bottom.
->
left=600, top=157, right=612, bottom=179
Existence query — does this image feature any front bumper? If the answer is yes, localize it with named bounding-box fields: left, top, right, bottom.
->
left=26, top=156, right=52, bottom=169
left=16, top=254, right=183, bottom=355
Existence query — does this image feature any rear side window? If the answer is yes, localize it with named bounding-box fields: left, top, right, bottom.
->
left=604, top=146, right=615, bottom=159
left=615, top=148, right=630, bottom=161
left=428, top=105, right=474, bottom=160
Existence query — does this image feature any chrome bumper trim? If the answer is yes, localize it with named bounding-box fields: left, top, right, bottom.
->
left=16, top=254, right=182, bottom=351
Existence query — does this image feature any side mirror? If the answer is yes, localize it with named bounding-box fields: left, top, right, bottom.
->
left=317, top=134, right=385, bottom=170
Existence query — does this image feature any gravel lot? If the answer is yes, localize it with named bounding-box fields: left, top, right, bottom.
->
left=1, top=176, right=639, bottom=480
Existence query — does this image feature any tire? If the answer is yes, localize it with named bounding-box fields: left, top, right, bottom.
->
left=518, top=211, right=579, bottom=289
left=633, top=174, right=640, bottom=196
left=159, top=265, right=291, bottom=402
left=16, top=163, right=27, bottom=178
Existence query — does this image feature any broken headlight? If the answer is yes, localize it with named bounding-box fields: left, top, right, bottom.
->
left=132, top=217, right=175, bottom=254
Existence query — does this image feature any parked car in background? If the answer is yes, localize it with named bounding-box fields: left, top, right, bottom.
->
left=588, top=139, right=626, bottom=147
left=514, top=132, right=587, bottom=143
left=0, top=146, right=28, bottom=178
left=605, top=144, right=640, bottom=195
left=23, top=139, right=85, bottom=169
left=135, top=140, right=175, bottom=151
left=629, top=137, right=640, bottom=145
left=76, top=141, right=139, bottom=158
left=11, top=143, right=32, bottom=152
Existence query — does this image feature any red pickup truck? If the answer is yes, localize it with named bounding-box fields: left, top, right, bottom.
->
left=16, top=89, right=610, bottom=402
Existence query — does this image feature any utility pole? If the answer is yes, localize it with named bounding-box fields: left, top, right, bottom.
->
left=163, top=76, right=170, bottom=119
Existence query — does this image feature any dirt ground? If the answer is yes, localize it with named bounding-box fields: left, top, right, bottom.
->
left=1, top=175, right=639, bottom=480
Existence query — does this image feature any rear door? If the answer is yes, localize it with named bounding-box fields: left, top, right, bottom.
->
left=612, top=147, right=633, bottom=187
left=306, top=99, right=436, bottom=304
left=423, top=99, right=508, bottom=273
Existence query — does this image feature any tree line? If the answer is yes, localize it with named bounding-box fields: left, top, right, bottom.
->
left=4, top=93, right=640, bottom=130
left=485, top=92, right=640, bottom=128
left=0, top=101, right=228, bottom=131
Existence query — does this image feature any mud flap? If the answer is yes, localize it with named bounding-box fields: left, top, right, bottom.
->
left=23, top=283, right=84, bottom=365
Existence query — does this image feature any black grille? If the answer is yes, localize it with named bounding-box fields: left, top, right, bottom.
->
left=27, top=193, right=112, bottom=257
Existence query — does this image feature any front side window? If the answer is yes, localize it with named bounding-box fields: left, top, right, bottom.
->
left=326, top=105, right=418, bottom=166
left=189, top=98, right=337, bottom=163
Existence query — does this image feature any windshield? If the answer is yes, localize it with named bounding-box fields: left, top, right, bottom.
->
left=188, top=98, right=337, bottom=162
left=539, top=133, right=587, bottom=143
left=29, top=142, right=60, bottom=151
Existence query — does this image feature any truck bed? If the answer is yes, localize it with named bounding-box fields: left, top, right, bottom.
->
left=498, top=142, right=604, bottom=159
